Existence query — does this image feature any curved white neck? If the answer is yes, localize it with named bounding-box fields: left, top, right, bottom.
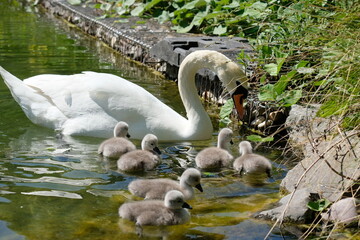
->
left=178, top=51, right=246, bottom=139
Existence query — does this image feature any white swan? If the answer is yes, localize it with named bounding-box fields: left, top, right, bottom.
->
left=0, top=50, right=248, bottom=140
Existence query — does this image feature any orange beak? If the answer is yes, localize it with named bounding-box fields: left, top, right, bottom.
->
left=231, top=81, right=248, bottom=120
left=232, top=93, right=245, bottom=120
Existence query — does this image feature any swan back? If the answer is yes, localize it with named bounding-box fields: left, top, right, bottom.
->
left=128, top=168, right=202, bottom=200
left=233, top=141, right=272, bottom=177
left=117, top=134, right=161, bottom=172
left=119, top=190, right=191, bottom=226
left=195, top=128, right=234, bottom=169
left=97, top=121, right=135, bottom=159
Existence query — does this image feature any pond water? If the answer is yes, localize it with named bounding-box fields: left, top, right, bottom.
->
left=0, top=0, right=296, bottom=239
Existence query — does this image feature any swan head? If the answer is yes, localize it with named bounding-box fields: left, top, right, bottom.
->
left=141, top=134, right=161, bottom=155
left=239, top=141, right=253, bottom=156
left=113, top=121, right=130, bottom=138
left=181, top=168, right=203, bottom=192
left=164, top=190, right=192, bottom=210
left=208, top=51, right=249, bottom=120
left=217, top=128, right=233, bottom=149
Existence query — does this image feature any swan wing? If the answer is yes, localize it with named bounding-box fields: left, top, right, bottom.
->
left=24, top=71, right=186, bottom=139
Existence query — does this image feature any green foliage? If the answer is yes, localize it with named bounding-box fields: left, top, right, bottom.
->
left=219, top=98, right=234, bottom=128
left=307, top=199, right=331, bottom=212
left=90, top=0, right=360, bottom=131
left=246, top=135, right=274, bottom=142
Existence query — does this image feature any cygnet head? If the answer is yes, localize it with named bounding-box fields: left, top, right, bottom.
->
left=181, top=168, right=203, bottom=192
left=114, top=121, right=130, bottom=138
left=141, top=134, right=161, bottom=155
left=217, top=128, right=234, bottom=149
left=239, top=141, right=253, bottom=156
left=164, top=190, right=192, bottom=210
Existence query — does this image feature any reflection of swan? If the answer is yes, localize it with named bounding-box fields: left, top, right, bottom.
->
left=0, top=50, right=247, bottom=140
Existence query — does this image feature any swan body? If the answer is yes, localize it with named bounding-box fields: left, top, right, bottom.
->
left=117, top=134, right=161, bottom=172
left=195, top=128, right=234, bottom=169
left=98, top=121, right=136, bottom=159
left=233, top=141, right=272, bottom=177
left=119, top=190, right=191, bottom=226
left=0, top=50, right=247, bottom=140
left=128, top=168, right=203, bottom=200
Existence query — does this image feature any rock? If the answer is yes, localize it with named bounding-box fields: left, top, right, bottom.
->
left=282, top=104, right=360, bottom=202
left=254, top=188, right=319, bottom=223
left=321, top=198, right=359, bottom=225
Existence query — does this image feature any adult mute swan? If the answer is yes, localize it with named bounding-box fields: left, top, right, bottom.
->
left=0, top=50, right=248, bottom=140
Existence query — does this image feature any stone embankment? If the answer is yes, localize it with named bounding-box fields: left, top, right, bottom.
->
left=256, top=104, right=359, bottom=231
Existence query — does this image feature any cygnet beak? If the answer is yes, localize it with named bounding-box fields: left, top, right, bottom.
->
left=153, top=147, right=161, bottom=155
left=230, top=139, right=234, bottom=145
left=195, top=183, right=203, bottom=192
left=126, top=133, right=131, bottom=138
left=182, top=202, right=192, bottom=209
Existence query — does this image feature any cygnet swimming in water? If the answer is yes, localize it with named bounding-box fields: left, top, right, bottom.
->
left=117, top=133, right=161, bottom=172
left=119, top=190, right=191, bottom=226
left=98, top=121, right=136, bottom=159
left=195, top=128, right=234, bottom=169
left=128, top=168, right=203, bottom=200
left=233, top=141, right=272, bottom=177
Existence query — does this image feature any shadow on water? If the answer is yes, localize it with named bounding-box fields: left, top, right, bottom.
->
left=0, top=0, right=301, bottom=239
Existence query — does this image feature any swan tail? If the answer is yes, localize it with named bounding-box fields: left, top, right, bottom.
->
left=0, top=66, right=32, bottom=104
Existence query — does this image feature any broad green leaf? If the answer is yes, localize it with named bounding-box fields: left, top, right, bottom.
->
left=130, top=4, right=145, bottom=16
left=174, top=24, right=194, bottom=33
left=307, top=199, right=331, bottom=212
left=156, top=11, right=170, bottom=24
left=213, top=25, right=227, bottom=35
left=274, top=70, right=297, bottom=95
left=295, top=60, right=309, bottom=69
left=219, top=99, right=234, bottom=119
left=258, top=84, right=276, bottom=101
left=144, top=0, right=163, bottom=11
left=219, top=117, right=232, bottom=128
left=246, top=135, right=274, bottom=142
left=223, top=1, right=240, bottom=9
left=264, top=63, right=278, bottom=76
left=278, top=89, right=302, bottom=107
left=259, top=74, right=267, bottom=84
left=123, top=0, right=135, bottom=7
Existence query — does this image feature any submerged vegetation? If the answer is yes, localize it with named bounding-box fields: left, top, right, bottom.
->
left=87, top=0, right=360, bottom=131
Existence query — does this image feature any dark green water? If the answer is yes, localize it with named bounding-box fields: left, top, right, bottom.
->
left=0, top=0, right=296, bottom=239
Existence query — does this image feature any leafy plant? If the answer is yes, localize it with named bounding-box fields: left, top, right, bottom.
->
left=307, top=198, right=331, bottom=212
